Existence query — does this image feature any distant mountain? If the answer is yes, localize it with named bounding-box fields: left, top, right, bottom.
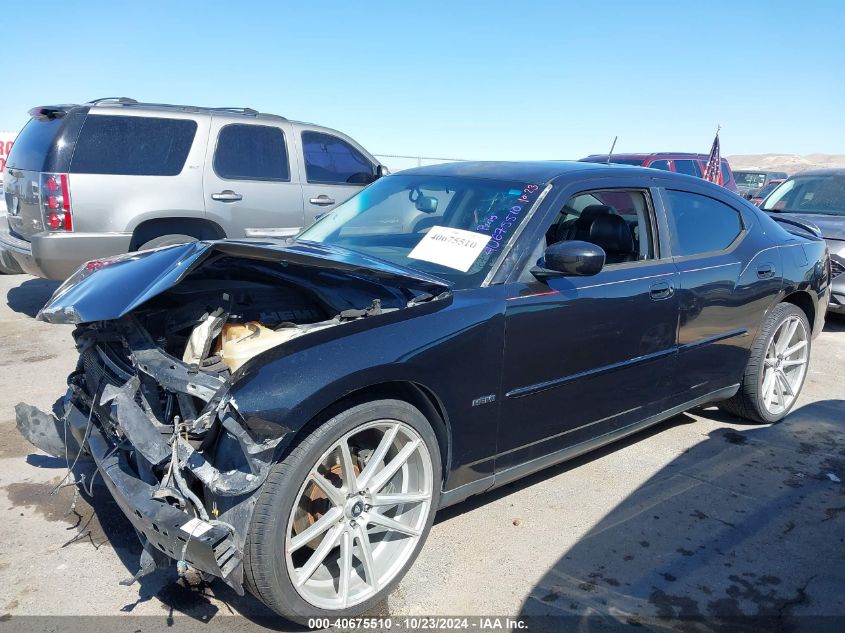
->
left=727, top=154, right=845, bottom=175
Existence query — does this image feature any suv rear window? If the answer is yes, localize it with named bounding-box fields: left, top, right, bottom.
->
left=5, top=117, right=66, bottom=172
left=214, top=124, right=290, bottom=181
left=70, top=115, right=197, bottom=176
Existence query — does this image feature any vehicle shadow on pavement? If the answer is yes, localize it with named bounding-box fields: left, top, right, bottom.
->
left=824, top=313, right=845, bottom=333
left=6, top=277, right=60, bottom=318
left=519, top=399, right=845, bottom=631
left=436, top=415, right=698, bottom=525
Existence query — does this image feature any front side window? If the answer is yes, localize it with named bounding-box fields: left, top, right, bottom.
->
left=302, top=131, right=376, bottom=185
left=663, top=190, right=743, bottom=256
left=70, top=115, right=197, bottom=176
left=214, top=124, right=289, bottom=181
left=297, top=174, right=545, bottom=288
left=542, top=189, right=654, bottom=264
left=761, top=175, right=845, bottom=216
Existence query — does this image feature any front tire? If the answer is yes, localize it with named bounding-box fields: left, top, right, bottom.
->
left=720, top=302, right=811, bottom=423
left=244, top=399, right=441, bottom=622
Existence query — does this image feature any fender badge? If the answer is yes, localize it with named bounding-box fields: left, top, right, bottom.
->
left=472, top=394, right=496, bottom=407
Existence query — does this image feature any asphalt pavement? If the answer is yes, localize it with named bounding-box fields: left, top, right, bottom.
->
left=0, top=273, right=843, bottom=632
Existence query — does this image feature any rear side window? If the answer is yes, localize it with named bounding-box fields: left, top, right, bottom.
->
left=5, top=118, right=66, bottom=171
left=70, top=115, right=196, bottom=176
left=663, top=190, right=743, bottom=256
left=673, top=159, right=701, bottom=177
left=214, top=124, right=289, bottom=181
left=302, top=131, right=376, bottom=185
left=648, top=159, right=671, bottom=171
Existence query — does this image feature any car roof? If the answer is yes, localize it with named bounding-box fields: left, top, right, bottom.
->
left=582, top=152, right=715, bottom=161
left=786, top=168, right=845, bottom=177
left=395, top=160, right=678, bottom=184
left=29, top=98, right=323, bottom=127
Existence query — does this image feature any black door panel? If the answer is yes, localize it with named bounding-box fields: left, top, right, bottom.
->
left=497, top=260, right=678, bottom=472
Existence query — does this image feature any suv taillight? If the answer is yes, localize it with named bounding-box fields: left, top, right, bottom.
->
left=40, top=173, right=73, bottom=231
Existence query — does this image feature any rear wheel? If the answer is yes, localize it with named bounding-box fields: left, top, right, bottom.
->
left=244, top=399, right=441, bottom=622
left=719, top=302, right=810, bottom=423
left=138, top=234, right=197, bottom=251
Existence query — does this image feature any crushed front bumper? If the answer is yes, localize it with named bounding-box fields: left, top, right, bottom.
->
left=15, top=317, right=291, bottom=593
left=62, top=403, right=241, bottom=581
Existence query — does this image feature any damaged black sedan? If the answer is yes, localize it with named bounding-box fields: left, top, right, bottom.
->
left=17, top=162, right=831, bottom=621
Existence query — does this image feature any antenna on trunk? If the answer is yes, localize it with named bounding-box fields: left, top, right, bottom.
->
left=606, top=136, right=618, bottom=164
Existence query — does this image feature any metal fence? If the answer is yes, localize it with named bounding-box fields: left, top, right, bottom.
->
left=373, top=153, right=466, bottom=173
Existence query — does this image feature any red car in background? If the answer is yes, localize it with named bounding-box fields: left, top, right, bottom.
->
left=580, top=152, right=738, bottom=192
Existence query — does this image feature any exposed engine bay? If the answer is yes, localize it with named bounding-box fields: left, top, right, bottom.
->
left=16, top=248, right=449, bottom=592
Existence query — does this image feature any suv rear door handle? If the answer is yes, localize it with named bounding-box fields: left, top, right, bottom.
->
left=757, top=264, right=775, bottom=279
left=309, top=195, right=335, bottom=206
left=211, top=190, right=243, bottom=202
left=650, top=281, right=674, bottom=301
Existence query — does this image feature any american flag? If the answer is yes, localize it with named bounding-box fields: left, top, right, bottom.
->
left=702, top=130, right=723, bottom=185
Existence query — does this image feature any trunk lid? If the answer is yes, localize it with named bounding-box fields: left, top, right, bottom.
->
left=39, top=239, right=452, bottom=324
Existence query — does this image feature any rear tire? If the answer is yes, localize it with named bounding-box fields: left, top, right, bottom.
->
left=244, top=399, right=441, bottom=623
left=138, top=234, right=197, bottom=251
left=719, top=302, right=811, bottom=424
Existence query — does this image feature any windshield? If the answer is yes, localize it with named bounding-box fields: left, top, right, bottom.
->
left=297, top=174, right=546, bottom=288
left=754, top=180, right=783, bottom=199
left=761, top=175, right=845, bottom=216
left=735, top=172, right=767, bottom=188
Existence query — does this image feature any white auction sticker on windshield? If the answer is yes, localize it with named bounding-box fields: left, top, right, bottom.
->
left=408, top=226, right=490, bottom=272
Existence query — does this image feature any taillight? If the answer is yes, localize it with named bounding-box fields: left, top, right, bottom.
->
left=40, top=173, right=73, bottom=231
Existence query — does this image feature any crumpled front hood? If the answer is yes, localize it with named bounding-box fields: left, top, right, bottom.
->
left=38, top=240, right=451, bottom=324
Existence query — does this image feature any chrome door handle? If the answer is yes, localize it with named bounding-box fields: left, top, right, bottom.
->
left=309, top=195, right=336, bottom=206
left=649, top=281, right=674, bottom=300
left=211, top=190, right=243, bottom=202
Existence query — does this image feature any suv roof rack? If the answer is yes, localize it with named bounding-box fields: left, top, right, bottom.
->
left=87, top=97, right=139, bottom=105
left=86, top=98, right=281, bottom=119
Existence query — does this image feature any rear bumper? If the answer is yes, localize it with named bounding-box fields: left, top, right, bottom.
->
left=63, top=402, right=241, bottom=580
left=0, top=228, right=132, bottom=280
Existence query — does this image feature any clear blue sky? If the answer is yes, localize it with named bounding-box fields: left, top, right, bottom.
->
left=2, top=1, right=843, bottom=159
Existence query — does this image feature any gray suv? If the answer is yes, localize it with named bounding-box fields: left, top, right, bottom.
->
left=1, top=98, right=386, bottom=279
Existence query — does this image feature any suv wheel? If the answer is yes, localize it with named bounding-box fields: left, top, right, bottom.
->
left=244, top=399, right=441, bottom=622
left=138, top=234, right=197, bottom=251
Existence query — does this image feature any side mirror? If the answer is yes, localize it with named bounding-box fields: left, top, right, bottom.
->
left=376, top=165, right=390, bottom=178
left=531, top=240, right=605, bottom=280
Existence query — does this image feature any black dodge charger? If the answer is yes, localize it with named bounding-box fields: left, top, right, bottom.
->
left=17, top=161, right=831, bottom=621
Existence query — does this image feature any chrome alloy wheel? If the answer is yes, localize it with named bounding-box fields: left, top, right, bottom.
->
left=761, top=315, right=809, bottom=416
left=285, top=420, right=434, bottom=610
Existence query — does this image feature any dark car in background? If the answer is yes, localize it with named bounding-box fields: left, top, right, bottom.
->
left=734, top=170, right=789, bottom=199
left=750, top=178, right=786, bottom=206
left=579, top=152, right=738, bottom=192
left=17, top=162, right=829, bottom=621
left=760, top=168, right=845, bottom=313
